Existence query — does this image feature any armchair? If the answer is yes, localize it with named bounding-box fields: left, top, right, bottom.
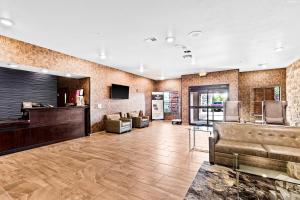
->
left=127, top=111, right=150, bottom=128
left=263, top=101, right=288, bottom=125
left=104, top=113, right=132, bottom=134
left=223, top=101, right=241, bottom=122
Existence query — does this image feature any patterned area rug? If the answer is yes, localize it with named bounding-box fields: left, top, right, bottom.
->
left=185, top=162, right=300, bottom=200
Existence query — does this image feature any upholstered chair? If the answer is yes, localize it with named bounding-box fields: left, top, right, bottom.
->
left=104, top=113, right=132, bottom=133
left=263, top=101, right=288, bottom=125
left=223, top=101, right=241, bottom=122
left=127, top=111, right=150, bottom=128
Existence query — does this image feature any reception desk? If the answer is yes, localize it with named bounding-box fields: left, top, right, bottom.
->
left=0, top=106, right=90, bottom=155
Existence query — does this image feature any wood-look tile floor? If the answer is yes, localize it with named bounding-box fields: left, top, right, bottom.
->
left=0, top=121, right=209, bottom=200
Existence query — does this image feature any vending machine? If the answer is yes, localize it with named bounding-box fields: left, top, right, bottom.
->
left=151, top=92, right=164, bottom=120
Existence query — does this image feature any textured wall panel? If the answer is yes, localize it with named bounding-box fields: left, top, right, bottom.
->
left=0, top=67, right=57, bottom=119
left=181, top=70, right=239, bottom=123
left=239, top=68, right=286, bottom=121
left=0, top=35, right=155, bottom=132
left=286, top=59, right=300, bottom=125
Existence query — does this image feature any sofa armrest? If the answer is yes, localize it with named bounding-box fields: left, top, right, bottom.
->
left=105, top=119, right=121, bottom=133
left=120, top=118, right=131, bottom=122
left=212, top=129, right=219, bottom=142
left=209, top=128, right=219, bottom=165
left=209, top=136, right=216, bottom=164
left=142, top=116, right=150, bottom=120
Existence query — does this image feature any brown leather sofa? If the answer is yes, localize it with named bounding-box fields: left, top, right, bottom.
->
left=209, top=122, right=300, bottom=171
left=104, top=113, right=132, bottom=134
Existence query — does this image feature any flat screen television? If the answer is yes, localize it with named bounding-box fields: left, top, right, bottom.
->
left=111, top=84, right=129, bottom=99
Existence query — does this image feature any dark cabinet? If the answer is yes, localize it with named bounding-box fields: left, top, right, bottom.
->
left=0, top=107, right=89, bottom=155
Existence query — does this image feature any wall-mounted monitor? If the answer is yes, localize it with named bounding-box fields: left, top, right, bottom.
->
left=111, top=84, right=129, bottom=99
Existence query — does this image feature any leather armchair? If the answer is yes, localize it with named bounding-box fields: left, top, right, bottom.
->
left=104, top=113, right=132, bottom=134
left=263, top=101, right=288, bottom=125
left=127, top=111, right=150, bottom=128
left=223, top=101, right=241, bottom=122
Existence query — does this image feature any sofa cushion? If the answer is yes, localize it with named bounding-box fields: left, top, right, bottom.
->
left=225, top=116, right=239, bottom=122
left=263, top=145, right=300, bottom=162
left=129, top=112, right=139, bottom=118
left=214, top=123, right=300, bottom=148
left=122, top=122, right=131, bottom=127
left=266, top=117, right=284, bottom=125
left=215, top=140, right=268, bottom=157
left=107, top=114, right=120, bottom=120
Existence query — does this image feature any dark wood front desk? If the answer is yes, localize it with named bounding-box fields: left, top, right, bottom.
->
left=0, top=106, right=90, bottom=155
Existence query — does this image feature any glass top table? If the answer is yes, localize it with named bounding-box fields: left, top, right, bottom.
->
left=232, top=153, right=300, bottom=199
left=188, top=126, right=212, bottom=152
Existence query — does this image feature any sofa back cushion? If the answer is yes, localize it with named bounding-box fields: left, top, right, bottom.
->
left=214, top=122, right=300, bottom=148
left=106, top=114, right=121, bottom=120
left=129, top=112, right=139, bottom=118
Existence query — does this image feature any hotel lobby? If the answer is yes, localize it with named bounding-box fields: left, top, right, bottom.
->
left=0, top=0, right=300, bottom=199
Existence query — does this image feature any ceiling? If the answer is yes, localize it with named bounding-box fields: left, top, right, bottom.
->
left=0, top=0, right=299, bottom=80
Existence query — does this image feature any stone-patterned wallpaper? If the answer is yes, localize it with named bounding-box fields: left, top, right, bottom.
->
left=286, top=59, right=300, bottom=126
left=239, top=68, right=286, bottom=121
left=181, top=70, right=239, bottom=123
left=0, top=35, right=155, bottom=132
left=155, top=78, right=182, bottom=120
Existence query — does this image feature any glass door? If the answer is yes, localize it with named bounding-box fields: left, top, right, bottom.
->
left=189, top=85, right=229, bottom=126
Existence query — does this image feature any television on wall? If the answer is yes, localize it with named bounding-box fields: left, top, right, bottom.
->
left=111, top=84, right=129, bottom=99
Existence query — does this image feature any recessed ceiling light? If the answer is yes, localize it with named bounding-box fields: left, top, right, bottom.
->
left=0, top=17, right=14, bottom=27
left=274, top=46, right=284, bottom=52
left=188, top=31, right=202, bottom=37
left=199, top=71, right=207, bottom=77
left=258, top=63, right=267, bottom=69
left=9, top=64, right=18, bottom=68
left=99, top=52, right=106, bottom=60
left=66, top=73, right=71, bottom=77
left=41, top=69, right=48, bottom=73
left=160, top=76, right=165, bottom=80
left=144, top=37, right=157, bottom=42
left=165, top=36, right=175, bottom=44
left=139, top=64, right=144, bottom=73
left=191, top=58, right=196, bottom=65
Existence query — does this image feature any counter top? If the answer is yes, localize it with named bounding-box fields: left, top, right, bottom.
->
left=23, top=106, right=88, bottom=111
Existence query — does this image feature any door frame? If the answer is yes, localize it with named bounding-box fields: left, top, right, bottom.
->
left=188, top=84, right=229, bottom=126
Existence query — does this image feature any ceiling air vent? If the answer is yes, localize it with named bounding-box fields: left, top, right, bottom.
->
left=183, top=49, right=192, bottom=59
left=144, top=37, right=158, bottom=42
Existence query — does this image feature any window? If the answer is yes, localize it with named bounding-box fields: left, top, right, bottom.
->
left=274, top=86, right=281, bottom=101
left=163, top=92, right=171, bottom=113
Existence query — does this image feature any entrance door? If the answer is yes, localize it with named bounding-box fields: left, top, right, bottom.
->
left=189, top=84, right=229, bottom=126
